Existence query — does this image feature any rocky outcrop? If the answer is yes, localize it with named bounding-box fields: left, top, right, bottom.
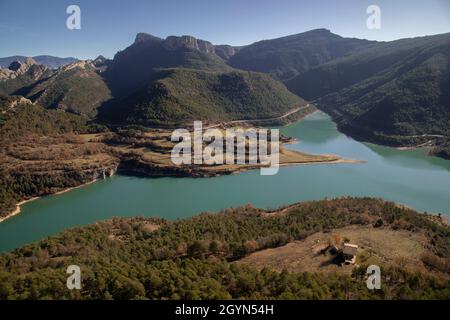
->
left=93, top=55, right=110, bottom=70
left=134, top=32, right=218, bottom=55
left=9, top=57, right=37, bottom=72
left=214, top=45, right=238, bottom=60
left=134, top=32, right=163, bottom=45
left=0, top=56, right=78, bottom=69
left=0, top=96, right=33, bottom=114
left=163, top=35, right=215, bottom=54
left=134, top=32, right=216, bottom=54
left=132, top=32, right=242, bottom=59
left=59, top=60, right=92, bottom=72
left=0, top=57, right=48, bottom=81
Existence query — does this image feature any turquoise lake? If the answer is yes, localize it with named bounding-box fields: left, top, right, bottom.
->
left=1, top=111, right=449, bottom=252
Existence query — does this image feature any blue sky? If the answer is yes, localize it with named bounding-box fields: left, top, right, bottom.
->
left=1, top=0, right=449, bottom=59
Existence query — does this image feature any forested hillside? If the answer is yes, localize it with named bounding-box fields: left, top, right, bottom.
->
left=0, top=95, right=107, bottom=216
left=228, top=29, right=374, bottom=81
left=227, top=30, right=450, bottom=152
left=1, top=33, right=309, bottom=126
left=0, top=198, right=448, bottom=300
left=0, top=95, right=89, bottom=140
left=103, top=68, right=307, bottom=126
left=1, top=30, right=449, bottom=154
left=24, top=61, right=112, bottom=117
left=286, top=33, right=450, bottom=144
left=100, top=33, right=306, bottom=126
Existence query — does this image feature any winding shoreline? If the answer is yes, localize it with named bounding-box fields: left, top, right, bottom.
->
left=0, top=110, right=360, bottom=224
left=53, top=179, right=99, bottom=196
left=0, top=156, right=363, bottom=224
left=0, top=179, right=100, bottom=224
left=279, top=158, right=365, bottom=167
left=0, top=197, right=40, bottom=223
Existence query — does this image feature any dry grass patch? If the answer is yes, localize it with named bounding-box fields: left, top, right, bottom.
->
left=237, top=225, right=432, bottom=276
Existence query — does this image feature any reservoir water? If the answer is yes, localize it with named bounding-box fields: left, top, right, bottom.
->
left=1, top=112, right=449, bottom=252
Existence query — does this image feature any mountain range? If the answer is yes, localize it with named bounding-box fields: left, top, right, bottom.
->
left=0, top=55, right=78, bottom=69
left=0, top=29, right=449, bottom=154
left=284, top=32, right=450, bottom=145
left=221, top=29, right=450, bottom=146
left=100, top=33, right=307, bottom=126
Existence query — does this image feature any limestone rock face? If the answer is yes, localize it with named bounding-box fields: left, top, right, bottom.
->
left=0, top=68, right=14, bottom=80
left=134, top=32, right=163, bottom=45
left=133, top=32, right=221, bottom=56
left=7, top=61, right=23, bottom=72
left=214, top=45, right=238, bottom=60
left=196, top=39, right=215, bottom=54
left=163, top=35, right=215, bottom=54
left=94, top=55, right=106, bottom=63
left=0, top=57, right=46, bottom=81
left=9, top=57, right=37, bottom=72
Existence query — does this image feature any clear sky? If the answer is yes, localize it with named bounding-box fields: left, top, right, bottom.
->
left=1, top=0, right=449, bottom=60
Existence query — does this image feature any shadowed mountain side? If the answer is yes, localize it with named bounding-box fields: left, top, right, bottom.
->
left=98, top=33, right=308, bottom=126
left=104, top=33, right=233, bottom=100
left=285, top=33, right=450, bottom=143
left=99, top=68, right=307, bottom=127
left=228, top=29, right=375, bottom=81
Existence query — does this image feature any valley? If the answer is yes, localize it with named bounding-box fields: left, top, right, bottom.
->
left=1, top=30, right=449, bottom=154
left=0, top=108, right=347, bottom=221
left=1, top=112, right=449, bottom=254
left=227, top=29, right=450, bottom=154
left=0, top=26, right=449, bottom=302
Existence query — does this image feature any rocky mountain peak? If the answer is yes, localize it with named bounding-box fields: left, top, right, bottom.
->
left=131, top=32, right=217, bottom=55
left=134, top=32, right=163, bottom=45
left=93, top=55, right=108, bottom=64
left=163, top=35, right=215, bottom=54
left=0, top=57, right=42, bottom=81
left=8, top=57, right=37, bottom=72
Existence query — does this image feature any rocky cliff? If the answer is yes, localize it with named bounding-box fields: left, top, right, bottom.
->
left=0, top=57, right=48, bottom=81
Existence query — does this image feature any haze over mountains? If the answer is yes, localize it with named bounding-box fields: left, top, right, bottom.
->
left=0, top=29, right=449, bottom=152
left=0, top=56, right=78, bottom=69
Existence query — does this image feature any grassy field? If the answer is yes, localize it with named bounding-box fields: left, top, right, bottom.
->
left=237, top=225, right=432, bottom=276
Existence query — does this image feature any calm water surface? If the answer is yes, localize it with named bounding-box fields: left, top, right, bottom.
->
left=1, top=112, right=449, bottom=252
